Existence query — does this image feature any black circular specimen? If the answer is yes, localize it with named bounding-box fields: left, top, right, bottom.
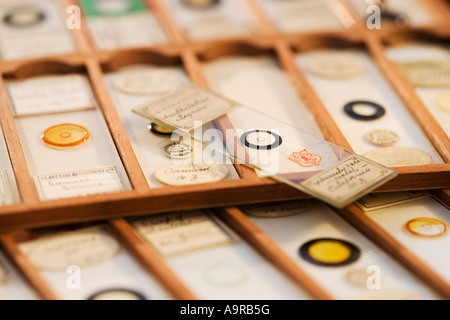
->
left=3, top=8, right=45, bottom=28
left=344, top=100, right=386, bottom=121
left=241, top=130, right=283, bottom=150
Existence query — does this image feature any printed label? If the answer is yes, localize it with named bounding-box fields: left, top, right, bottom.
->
left=7, top=74, right=95, bottom=116
left=37, top=166, right=125, bottom=200
left=133, top=84, right=237, bottom=132
left=26, top=228, right=120, bottom=271
left=300, top=155, right=397, bottom=208
left=0, top=29, right=75, bottom=61
left=355, top=191, right=431, bottom=212
left=132, top=211, right=235, bottom=257
left=86, top=13, right=167, bottom=50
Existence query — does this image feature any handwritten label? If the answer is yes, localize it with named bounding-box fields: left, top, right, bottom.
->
left=133, top=84, right=237, bottom=132
left=187, top=15, right=254, bottom=40
left=0, top=29, right=75, bottom=61
left=396, top=60, right=450, bottom=87
left=7, top=74, right=95, bottom=116
left=132, top=211, right=235, bottom=257
left=37, top=166, right=125, bottom=200
left=26, top=229, right=120, bottom=271
left=154, top=163, right=229, bottom=186
left=86, top=13, right=168, bottom=50
left=114, top=67, right=184, bottom=96
left=0, top=170, right=17, bottom=206
left=240, top=199, right=315, bottom=218
left=300, top=155, right=397, bottom=208
left=355, top=191, right=431, bottom=212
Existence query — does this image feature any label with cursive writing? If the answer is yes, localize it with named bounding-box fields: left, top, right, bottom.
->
left=7, top=74, right=96, bottom=117
left=154, top=163, right=229, bottom=186
left=36, top=166, right=125, bottom=200
left=85, top=13, right=168, bottom=50
left=132, top=211, right=236, bottom=257
left=26, top=228, right=120, bottom=271
left=300, top=155, right=397, bottom=208
left=132, top=84, right=237, bottom=132
left=355, top=190, right=431, bottom=212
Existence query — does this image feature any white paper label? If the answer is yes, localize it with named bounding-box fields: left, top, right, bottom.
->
left=7, top=74, right=95, bottom=116
left=37, top=166, right=125, bottom=200
left=26, top=229, right=120, bottom=271
left=355, top=191, right=431, bottom=212
left=133, top=84, right=237, bottom=132
left=133, top=211, right=235, bottom=257
left=0, top=29, right=75, bottom=61
left=300, top=155, right=397, bottom=208
left=86, top=13, right=167, bottom=50
left=154, top=163, right=229, bottom=186
left=0, top=170, right=17, bottom=206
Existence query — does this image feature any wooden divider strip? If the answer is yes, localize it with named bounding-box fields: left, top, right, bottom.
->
left=108, top=219, right=197, bottom=300
left=335, top=204, right=450, bottom=299
left=84, top=58, right=150, bottom=192
left=146, top=0, right=187, bottom=44
left=215, top=207, right=334, bottom=300
left=365, top=36, right=450, bottom=162
left=0, top=234, right=59, bottom=300
left=61, top=0, right=94, bottom=54
left=0, top=77, right=39, bottom=204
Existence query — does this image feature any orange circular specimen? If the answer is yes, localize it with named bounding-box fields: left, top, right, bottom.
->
left=404, top=217, right=448, bottom=238
left=41, top=123, right=90, bottom=149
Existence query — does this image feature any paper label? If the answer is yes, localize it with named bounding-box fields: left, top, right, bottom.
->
left=154, top=163, right=229, bottom=186
left=300, top=155, right=397, bottom=208
left=0, top=170, right=17, bottom=206
left=355, top=191, right=431, bottom=212
left=396, top=60, right=450, bottom=87
left=132, top=211, right=235, bottom=257
left=7, top=74, right=95, bottom=116
left=186, top=15, right=254, bottom=40
left=86, top=13, right=167, bottom=50
left=36, top=166, right=125, bottom=201
left=26, top=229, right=120, bottom=271
left=0, top=29, right=75, bottom=61
left=133, top=84, right=237, bottom=132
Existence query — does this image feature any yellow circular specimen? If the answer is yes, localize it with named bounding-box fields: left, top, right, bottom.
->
left=404, top=217, right=448, bottom=238
left=435, top=93, right=450, bottom=113
left=41, top=123, right=90, bottom=149
left=308, top=240, right=352, bottom=264
left=300, top=238, right=360, bottom=267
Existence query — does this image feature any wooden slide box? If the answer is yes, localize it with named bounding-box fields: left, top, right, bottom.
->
left=0, top=0, right=448, bottom=232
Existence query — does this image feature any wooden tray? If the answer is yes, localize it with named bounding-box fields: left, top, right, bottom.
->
left=0, top=0, right=449, bottom=232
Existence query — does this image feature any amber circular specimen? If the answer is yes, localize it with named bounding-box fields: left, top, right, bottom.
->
left=41, top=123, right=90, bottom=149
left=404, top=217, right=448, bottom=238
left=299, top=238, right=360, bottom=267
